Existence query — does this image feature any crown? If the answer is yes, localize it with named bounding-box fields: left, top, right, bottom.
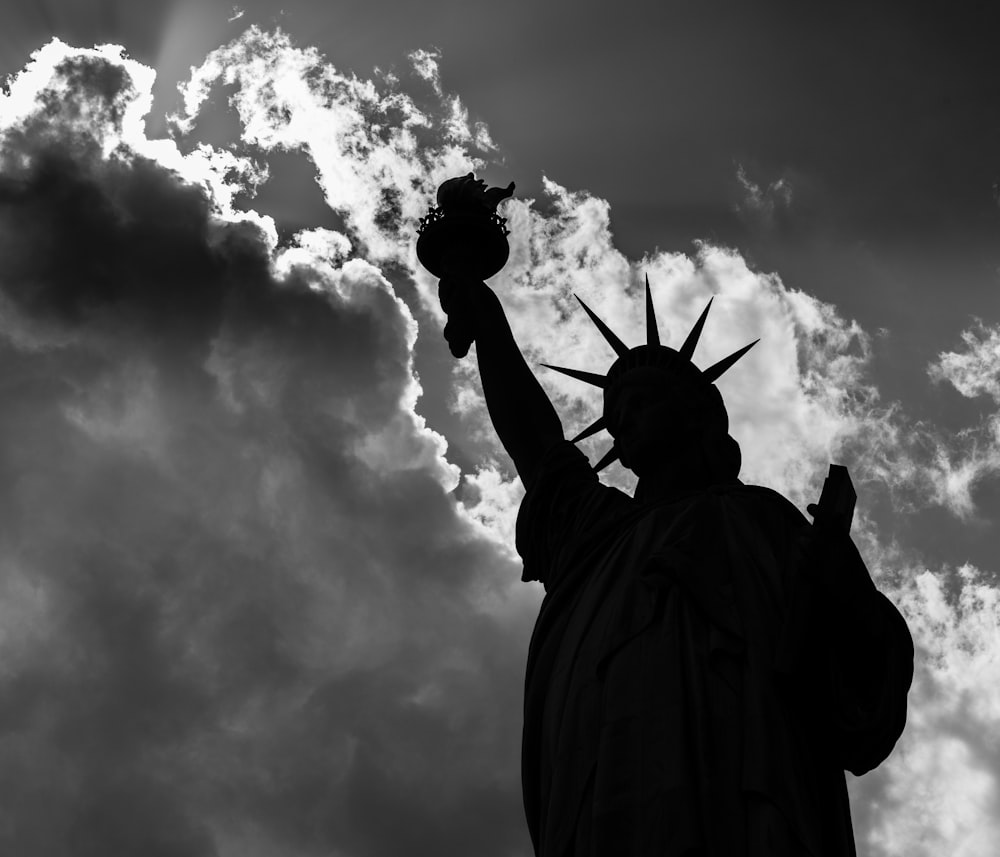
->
left=543, top=275, right=759, bottom=472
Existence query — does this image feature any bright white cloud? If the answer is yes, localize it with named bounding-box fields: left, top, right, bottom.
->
left=904, top=319, right=1000, bottom=517
left=171, top=27, right=492, bottom=267
left=407, top=48, right=444, bottom=94
left=457, top=175, right=880, bottom=511
left=454, top=177, right=1000, bottom=525
left=856, top=556, right=1000, bottom=857
left=459, top=463, right=524, bottom=558
left=929, top=318, right=1000, bottom=402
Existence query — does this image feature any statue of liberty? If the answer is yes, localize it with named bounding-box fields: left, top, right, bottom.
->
left=419, top=175, right=913, bottom=857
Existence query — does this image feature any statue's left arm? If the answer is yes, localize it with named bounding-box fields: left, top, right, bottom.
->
left=801, top=526, right=915, bottom=775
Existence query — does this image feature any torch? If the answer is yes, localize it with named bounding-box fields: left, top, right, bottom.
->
left=416, top=173, right=515, bottom=357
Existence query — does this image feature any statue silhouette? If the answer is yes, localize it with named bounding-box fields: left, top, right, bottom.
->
left=422, top=178, right=913, bottom=857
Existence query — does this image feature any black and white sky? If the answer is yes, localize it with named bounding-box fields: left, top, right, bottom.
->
left=1, top=1, right=1000, bottom=855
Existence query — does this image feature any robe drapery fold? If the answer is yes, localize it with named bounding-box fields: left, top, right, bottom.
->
left=515, top=441, right=913, bottom=857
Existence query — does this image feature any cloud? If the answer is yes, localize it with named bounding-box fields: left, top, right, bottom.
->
left=471, top=192, right=1000, bottom=525
left=0, top=37, right=532, bottom=857
left=170, top=27, right=495, bottom=268
left=850, top=550, right=1000, bottom=857
left=453, top=174, right=880, bottom=512
left=407, top=48, right=444, bottom=94
left=907, top=321, right=1000, bottom=519
left=734, top=163, right=793, bottom=226
left=929, top=317, right=1000, bottom=402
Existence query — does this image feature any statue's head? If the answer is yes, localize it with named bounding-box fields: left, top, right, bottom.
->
left=603, top=352, right=732, bottom=479
left=543, top=277, right=757, bottom=482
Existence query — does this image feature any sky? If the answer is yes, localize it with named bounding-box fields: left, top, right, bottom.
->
left=0, top=1, right=999, bottom=855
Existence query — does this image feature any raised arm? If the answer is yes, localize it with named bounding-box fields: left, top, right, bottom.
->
left=439, top=276, right=563, bottom=488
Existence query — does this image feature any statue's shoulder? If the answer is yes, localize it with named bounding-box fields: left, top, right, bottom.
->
left=713, top=481, right=810, bottom=529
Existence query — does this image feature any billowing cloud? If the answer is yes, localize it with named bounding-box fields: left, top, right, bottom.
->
left=851, top=549, right=1000, bottom=857
left=455, top=175, right=888, bottom=515
left=3, top=24, right=1000, bottom=857
left=0, top=37, right=531, bottom=857
left=170, top=26, right=495, bottom=268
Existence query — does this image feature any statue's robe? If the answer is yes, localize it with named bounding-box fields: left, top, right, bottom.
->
left=516, top=442, right=913, bottom=857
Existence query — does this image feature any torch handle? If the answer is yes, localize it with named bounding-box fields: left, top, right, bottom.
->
left=443, top=310, right=476, bottom=358
left=437, top=273, right=479, bottom=359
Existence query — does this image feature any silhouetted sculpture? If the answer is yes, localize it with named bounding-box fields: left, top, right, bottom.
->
left=418, top=176, right=913, bottom=857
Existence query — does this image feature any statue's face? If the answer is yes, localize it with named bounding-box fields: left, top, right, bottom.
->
left=605, top=369, right=695, bottom=476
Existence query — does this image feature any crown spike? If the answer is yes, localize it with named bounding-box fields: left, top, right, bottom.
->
left=645, top=275, right=660, bottom=347
left=592, top=443, right=620, bottom=473
left=575, top=294, right=629, bottom=358
left=569, top=416, right=607, bottom=444
left=541, top=364, right=607, bottom=388
left=701, top=338, right=760, bottom=383
left=678, top=297, right=714, bottom=362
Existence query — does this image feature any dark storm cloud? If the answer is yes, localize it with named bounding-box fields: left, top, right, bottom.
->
left=0, top=43, right=532, bottom=857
